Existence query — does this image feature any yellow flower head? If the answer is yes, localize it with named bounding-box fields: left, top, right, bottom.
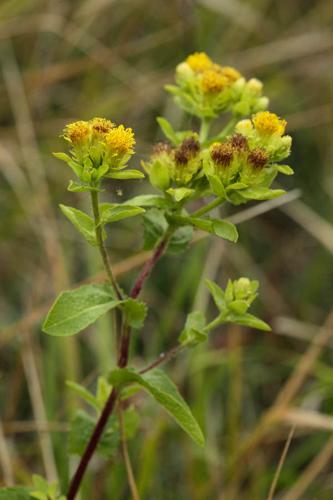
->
left=63, top=121, right=90, bottom=146
left=90, top=117, right=114, bottom=138
left=220, top=66, right=242, bottom=82
left=105, top=125, right=135, bottom=155
left=201, top=69, right=229, bottom=94
left=252, top=111, right=287, bottom=136
left=186, top=52, right=213, bottom=73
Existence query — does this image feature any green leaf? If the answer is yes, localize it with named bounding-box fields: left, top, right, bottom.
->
left=212, top=219, right=238, bottom=242
left=168, top=225, right=193, bottom=254
left=100, top=203, right=145, bottom=224
left=125, top=194, right=168, bottom=208
left=205, top=279, right=227, bottom=311
left=53, top=152, right=82, bottom=177
left=207, top=175, right=226, bottom=197
left=66, top=381, right=99, bottom=410
left=187, top=217, right=238, bottom=243
left=42, top=284, right=121, bottom=336
left=107, top=169, right=145, bottom=179
left=122, top=298, right=147, bottom=328
left=149, top=161, right=170, bottom=190
left=277, top=164, right=294, bottom=175
left=166, top=187, right=194, bottom=202
left=228, top=312, right=271, bottom=331
left=0, top=488, right=31, bottom=500
left=109, top=368, right=204, bottom=446
left=53, top=152, right=71, bottom=163
left=67, top=180, right=101, bottom=192
left=142, top=209, right=167, bottom=250
left=156, top=117, right=180, bottom=145
left=179, top=311, right=207, bottom=346
left=59, top=204, right=97, bottom=245
left=240, top=187, right=286, bottom=201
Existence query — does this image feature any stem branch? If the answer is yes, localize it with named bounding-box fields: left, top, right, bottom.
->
left=192, top=196, right=224, bottom=218
left=91, top=190, right=123, bottom=300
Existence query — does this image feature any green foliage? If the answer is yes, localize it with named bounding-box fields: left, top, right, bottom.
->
left=109, top=368, right=205, bottom=446
left=105, top=169, right=144, bottom=180
left=0, top=488, right=31, bottom=500
left=42, top=283, right=121, bottom=336
left=30, top=475, right=65, bottom=500
left=69, top=410, right=119, bottom=458
left=67, top=377, right=139, bottom=458
left=37, top=49, right=292, bottom=499
left=60, top=204, right=98, bottom=245
left=179, top=311, right=207, bottom=346
left=122, top=298, right=147, bottom=328
left=43, top=284, right=147, bottom=336
left=205, top=278, right=271, bottom=331
left=99, top=203, right=145, bottom=224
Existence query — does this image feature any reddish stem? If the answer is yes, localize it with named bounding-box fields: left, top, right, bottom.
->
left=67, top=388, right=117, bottom=499
left=130, top=233, right=171, bottom=299
left=67, top=231, right=172, bottom=499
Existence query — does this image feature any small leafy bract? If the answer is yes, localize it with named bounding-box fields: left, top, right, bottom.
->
left=179, top=311, right=207, bottom=346
left=100, top=203, right=145, bottom=224
left=60, top=204, right=97, bottom=245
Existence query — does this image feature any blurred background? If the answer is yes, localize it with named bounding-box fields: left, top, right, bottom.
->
left=1, top=0, right=333, bottom=498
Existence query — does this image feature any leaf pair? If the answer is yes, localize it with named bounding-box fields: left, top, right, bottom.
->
left=60, top=202, right=145, bottom=246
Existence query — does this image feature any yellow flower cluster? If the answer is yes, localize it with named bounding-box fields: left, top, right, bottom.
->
left=252, top=111, right=286, bottom=136
left=184, top=52, right=242, bottom=95
left=63, top=118, right=135, bottom=156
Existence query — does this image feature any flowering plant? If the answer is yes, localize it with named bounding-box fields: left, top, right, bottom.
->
left=3, top=52, right=293, bottom=500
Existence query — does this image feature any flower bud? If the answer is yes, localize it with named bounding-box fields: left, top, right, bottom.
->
left=235, top=119, right=253, bottom=135
left=233, top=277, right=252, bottom=300
left=246, top=78, right=263, bottom=95
left=176, top=62, right=194, bottom=82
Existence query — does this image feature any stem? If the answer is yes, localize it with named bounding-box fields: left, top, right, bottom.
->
left=91, top=190, right=123, bottom=300
left=67, top=224, right=174, bottom=498
left=118, top=227, right=174, bottom=369
left=199, top=118, right=211, bottom=143
left=130, top=228, right=174, bottom=299
left=139, top=344, right=184, bottom=375
left=118, top=402, right=140, bottom=500
left=67, top=388, right=118, bottom=500
left=192, top=196, right=224, bottom=218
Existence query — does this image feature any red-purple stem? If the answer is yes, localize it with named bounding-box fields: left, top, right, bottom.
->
left=67, top=230, right=172, bottom=499
left=130, top=233, right=172, bottom=299
left=67, top=388, right=117, bottom=499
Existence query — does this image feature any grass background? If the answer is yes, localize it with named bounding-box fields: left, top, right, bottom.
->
left=1, top=0, right=333, bottom=498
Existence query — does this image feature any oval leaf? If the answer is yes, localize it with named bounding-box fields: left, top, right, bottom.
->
left=42, top=284, right=121, bottom=336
